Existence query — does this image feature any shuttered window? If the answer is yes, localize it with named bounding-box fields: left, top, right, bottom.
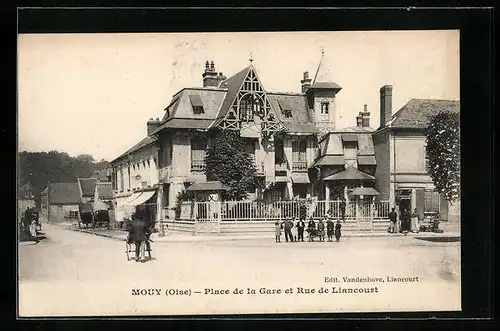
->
left=191, top=136, right=207, bottom=171
left=292, top=139, right=307, bottom=171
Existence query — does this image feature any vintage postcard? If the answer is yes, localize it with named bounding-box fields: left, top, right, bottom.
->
left=17, top=30, right=461, bottom=316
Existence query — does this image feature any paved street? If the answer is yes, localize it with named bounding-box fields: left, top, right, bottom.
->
left=19, top=224, right=461, bottom=316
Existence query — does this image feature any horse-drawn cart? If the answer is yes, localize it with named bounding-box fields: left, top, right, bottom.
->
left=78, top=202, right=111, bottom=229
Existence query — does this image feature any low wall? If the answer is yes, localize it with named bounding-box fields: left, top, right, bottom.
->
left=160, top=218, right=393, bottom=235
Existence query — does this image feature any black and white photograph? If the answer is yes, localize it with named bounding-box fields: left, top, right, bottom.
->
left=17, top=29, right=461, bottom=316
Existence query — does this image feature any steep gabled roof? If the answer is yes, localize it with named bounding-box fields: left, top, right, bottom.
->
left=384, top=99, right=460, bottom=130
left=48, top=183, right=82, bottom=204
left=211, top=66, right=252, bottom=126
left=78, top=178, right=97, bottom=197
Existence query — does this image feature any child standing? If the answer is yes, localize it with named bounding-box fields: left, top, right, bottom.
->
left=335, top=220, right=342, bottom=242
left=275, top=221, right=282, bottom=243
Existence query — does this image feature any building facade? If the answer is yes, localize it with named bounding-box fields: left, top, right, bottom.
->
left=373, top=85, right=460, bottom=225
left=111, top=54, right=346, bottom=220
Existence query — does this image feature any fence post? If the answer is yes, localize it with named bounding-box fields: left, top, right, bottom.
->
left=217, top=201, right=221, bottom=234
left=194, top=201, right=198, bottom=235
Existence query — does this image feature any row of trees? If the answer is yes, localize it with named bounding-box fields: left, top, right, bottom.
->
left=18, top=151, right=109, bottom=207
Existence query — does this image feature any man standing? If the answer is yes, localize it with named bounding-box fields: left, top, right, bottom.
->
left=340, top=199, right=346, bottom=222
left=296, top=217, right=306, bottom=242
left=326, top=216, right=335, bottom=242
left=284, top=217, right=294, bottom=243
left=388, top=208, right=398, bottom=234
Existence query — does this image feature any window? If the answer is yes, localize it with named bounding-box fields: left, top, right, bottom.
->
left=191, top=136, right=207, bottom=171
left=292, top=139, right=307, bottom=171
left=189, top=94, right=205, bottom=114
left=344, top=142, right=358, bottom=168
left=321, top=102, right=329, bottom=116
left=274, top=138, right=285, bottom=165
left=278, top=99, right=292, bottom=118
left=69, top=211, right=79, bottom=218
left=240, top=94, right=254, bottom=122
left=424, top=146, right=429, bottom=172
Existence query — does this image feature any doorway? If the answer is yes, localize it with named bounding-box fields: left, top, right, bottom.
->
left=399, top=198, right=411, bottom=214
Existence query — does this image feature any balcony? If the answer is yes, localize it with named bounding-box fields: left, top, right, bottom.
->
left=275, top=162, right=288, bottom=172
left=292, top=161, right=308, bottom=172
left=191, top=160, right=206, bottom=172
left=255, top=162, right=265, bottom=176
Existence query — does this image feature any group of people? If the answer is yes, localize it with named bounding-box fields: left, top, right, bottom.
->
left=388, top=207, right=421, bottom=234
left=125, top=213, right=153, bottom=263
left=19, top=207, right=39, bottom=241
left=275, top=216, right=342, bottom=243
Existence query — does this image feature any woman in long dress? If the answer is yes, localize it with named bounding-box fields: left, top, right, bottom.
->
left=411, top=208, right=419, bottom=233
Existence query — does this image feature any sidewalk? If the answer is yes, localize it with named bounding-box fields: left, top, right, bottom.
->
left=51, top=221, right=460, bottom=243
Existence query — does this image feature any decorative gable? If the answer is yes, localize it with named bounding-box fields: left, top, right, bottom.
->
left=217, top=66, right=285, bottom=135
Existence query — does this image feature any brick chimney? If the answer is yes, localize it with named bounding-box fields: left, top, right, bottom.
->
left=356, top=113, right=363, bottom=128
left=301, top=71, right=312, bottom=93
left=361, top=104, right=370, bottom=128
left=216, top=72, right=227, bottom=88
left=202, top=60, right=221, bottom=87
left=147, top=117, right=160, bottom=136
left=380, top=85, right=393, bottom=127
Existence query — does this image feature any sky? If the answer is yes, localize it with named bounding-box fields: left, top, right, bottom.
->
left=18, top=30, right=459, bottom=162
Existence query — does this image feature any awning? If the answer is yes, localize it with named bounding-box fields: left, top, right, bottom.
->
left=128, top=190, right=156, bottom=206
left=311, top=155, right=345, bottom=167
left=322, top=167, right=376, bottom=181
left=349, top=187, right=380, bottom=196
left=124, top=192, right=142, bottom=205
left=357, top=155, right=377, bottom=166
left=291, top=173, right=310, bottom=184
left=342, top=134, right=358, bottom=142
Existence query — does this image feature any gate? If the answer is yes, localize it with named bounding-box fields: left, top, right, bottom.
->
left=195, top=201, right=221, bottom=233
left=355, top=202, right=374, bottom=231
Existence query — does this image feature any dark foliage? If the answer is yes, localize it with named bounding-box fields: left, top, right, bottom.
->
left=205, top=130, right=261, bottom=200
left=18, top=151, right=109, bottom=207
left=425, top=111, right=460, bottom=202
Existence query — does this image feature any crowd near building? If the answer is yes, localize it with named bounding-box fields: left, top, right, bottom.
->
left=106, top=51, right=460, bottom=232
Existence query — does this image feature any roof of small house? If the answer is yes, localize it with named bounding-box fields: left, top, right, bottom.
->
left=349, top=187, right=380, bottom=196
left=318, top=131, right=375, bottom=157
left=383, top=99, right=460, bottom=130
left=96, top=182, right=113, bottom=198
left=48, top=183, right=82, bottom=204
left=323, top=167, right=376, bottom=181
left=78, top=178, right=97, bottom=197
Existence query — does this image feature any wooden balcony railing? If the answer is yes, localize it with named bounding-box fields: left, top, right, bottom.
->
left=191, top=160, right=206, bottom=172
left=292, top=161, right=308, bottom=171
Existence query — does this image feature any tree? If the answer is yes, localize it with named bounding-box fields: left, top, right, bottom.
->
left=425, top=111, right=460, bottom=203
left=205, top=130, right=261, bottom=200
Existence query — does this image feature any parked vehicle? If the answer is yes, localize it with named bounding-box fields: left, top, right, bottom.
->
left=419, top=211, right=441, bottom=232
left=78, top=202, right=94, bottom=229
left=93, top=201, right=110, bottom=229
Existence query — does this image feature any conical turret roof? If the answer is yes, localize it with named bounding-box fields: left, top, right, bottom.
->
left=310, top=49, right=342, bottom=91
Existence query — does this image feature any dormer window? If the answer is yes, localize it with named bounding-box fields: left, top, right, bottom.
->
left=189, top=94, right=205, bottom=114
left=278, top=99, right=293, bottom=118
